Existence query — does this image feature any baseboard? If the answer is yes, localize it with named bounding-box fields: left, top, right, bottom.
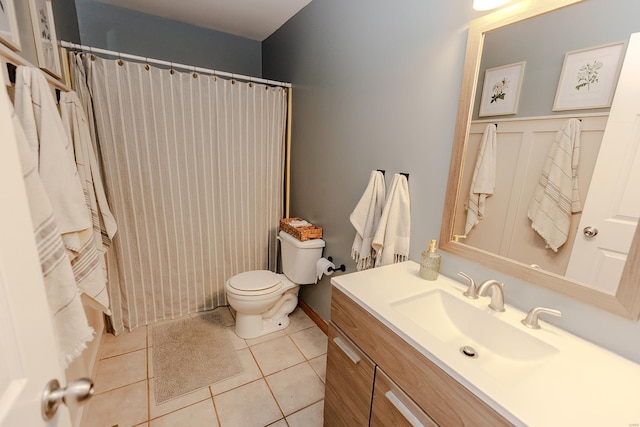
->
left=298, top=300, right=328, bottom=335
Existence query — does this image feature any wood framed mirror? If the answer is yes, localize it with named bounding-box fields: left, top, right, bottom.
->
left=440, top=0, right=640, bottom=319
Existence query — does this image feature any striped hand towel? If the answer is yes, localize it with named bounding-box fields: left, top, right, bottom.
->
left=528, top=118, right=582, bottom=252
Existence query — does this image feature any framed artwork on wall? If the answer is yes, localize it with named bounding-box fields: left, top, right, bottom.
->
left=479, top=61, right=526, bottom=117
left=553, top=41, right=625, bottom=111
left=28, top=0, right=62, bottom=79
left=0, top=0, right=21, bottom=51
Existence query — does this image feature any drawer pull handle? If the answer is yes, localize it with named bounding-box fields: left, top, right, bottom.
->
left=385, top=391, right=425, bottom=427
left=333, top=337, right=361, bottom=364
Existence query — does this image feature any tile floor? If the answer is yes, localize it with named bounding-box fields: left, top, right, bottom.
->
left=81, top=307, right=327, bottom=427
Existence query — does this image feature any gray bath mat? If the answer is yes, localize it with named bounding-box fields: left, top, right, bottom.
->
left=152, top=310, right=243, bottom=404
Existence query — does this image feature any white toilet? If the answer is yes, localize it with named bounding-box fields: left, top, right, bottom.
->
left=225, top=230, right=325, bottom=339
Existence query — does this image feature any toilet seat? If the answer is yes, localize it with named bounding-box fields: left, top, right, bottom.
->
left=227, top=270, right=283, bottom=296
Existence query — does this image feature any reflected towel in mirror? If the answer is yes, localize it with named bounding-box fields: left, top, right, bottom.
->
left=528, top=118, right=582, bottom=252
left=465, top=123, right=497, bottom=235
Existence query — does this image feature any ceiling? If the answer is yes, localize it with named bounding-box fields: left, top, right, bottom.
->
left=98, top=0, right=312, bottom=41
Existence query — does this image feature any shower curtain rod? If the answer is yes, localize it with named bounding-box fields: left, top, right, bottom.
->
left=60, top=41, right=292, bottom=88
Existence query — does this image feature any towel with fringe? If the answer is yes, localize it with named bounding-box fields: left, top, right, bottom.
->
left=10, top=99, right=94, bottom=369
left=350, top=170, right=386, bottom=270
left=372, top=173, right=410, bottom=266
left=59, top=91, right=117, bottom=314
left=465, top=123, right=497, bottom=235
left=528, top=118, right=582, bottom=252
left=13, top=67, right=92, bottom=257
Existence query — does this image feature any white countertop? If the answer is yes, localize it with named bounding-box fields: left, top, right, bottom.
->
left=331, top=261, right=640, bottom=427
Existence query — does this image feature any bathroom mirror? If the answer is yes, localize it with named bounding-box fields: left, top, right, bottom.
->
left=440, top=0, right=640, bottom=319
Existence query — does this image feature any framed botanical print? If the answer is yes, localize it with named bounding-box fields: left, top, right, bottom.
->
left=553, top=41, right=625, bottom=111
left=479, top=61, right=526, bottom=117
left=28, top=0, right=62, bottom=78
left=0, top=0, right=21, bottom=51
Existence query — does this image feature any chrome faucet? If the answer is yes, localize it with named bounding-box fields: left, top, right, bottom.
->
left=477, top=280, right=505, bottom=312
left=458, top=272, right=478, bottom=299
left=521, top=307, right=562, bottom=329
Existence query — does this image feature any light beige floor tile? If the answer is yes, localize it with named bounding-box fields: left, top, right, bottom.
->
left=133, top=423, right=149, bottom=427
left=267, top=419, right=288, bottom=427
left=290, top=326, right=328, bottom=359
left=285, top=307, right=316, bottom=334
left=214, top=379, right=282, bottom=427
left=286, top=400, right=324, bottom=427
left=82, top=380, right=148, bottom=427
left=266, top=362, right=325, bottom=416
left=250, top=335, right=305, bottom=375
left=226, top=326, right=248, bottom=350
left=148, top=346, right=154, bottom=378
left=245, top=329, right=286, bottom=346
left=309, top=354, right=327, bottom=383
left=209, top=348, right=262, bottom=395
left=150, top=399, right=218, bottom=427
left=99, top=326, right=147, bottom=359
left=94, top=349, right=147, bottom=393
left=148, top=377, right=212, bottom=419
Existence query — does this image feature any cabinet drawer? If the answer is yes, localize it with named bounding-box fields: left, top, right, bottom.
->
left=324, top=322, right=375, bottom=426
left=331, top=287, right=511, bottom=426
left=371, top=367, right=438, bottom=427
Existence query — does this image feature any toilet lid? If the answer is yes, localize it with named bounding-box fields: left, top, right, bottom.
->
left=227, top=270, right=283, bottom=293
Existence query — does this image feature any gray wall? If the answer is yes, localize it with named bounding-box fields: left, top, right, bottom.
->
left=474, top=0, right=640, bottom=118
left=74, top=0, right=262, bottom=76
left=51, top=0, right=81, bottom=44
left=263, top=0, right=640, bottom=363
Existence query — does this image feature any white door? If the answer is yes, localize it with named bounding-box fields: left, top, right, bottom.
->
left=565, top=33, right=640, bottom=294
left=0, top=71, right=71, bottom=426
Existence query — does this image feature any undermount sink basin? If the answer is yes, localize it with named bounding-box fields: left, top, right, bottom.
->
left=390, top=289, right=558, bottom=385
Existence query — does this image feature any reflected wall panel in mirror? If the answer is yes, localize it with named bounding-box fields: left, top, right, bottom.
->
left=441, top=0, right=640, bottom=319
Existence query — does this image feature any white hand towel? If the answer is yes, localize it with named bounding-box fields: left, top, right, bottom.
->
left=528, top=118, right=582, bottom=252
left=372, top=174, right=410, bottom=267
left=14, top=67, right=92, bottom=256
left=350, top=170, right=385, bottom=270
left=465, top=124, right=497, bottom=235
left=11, top=101, right=94, bottom=369
left=60, top=91, right=118, bottom=314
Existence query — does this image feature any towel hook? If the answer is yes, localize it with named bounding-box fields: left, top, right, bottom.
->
left=376, top=169, right=385, bottom=176
left=400, top=172, right=409, bottom=181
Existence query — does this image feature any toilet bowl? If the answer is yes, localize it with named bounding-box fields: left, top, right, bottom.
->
left=225, top=230, right=325, bottom=339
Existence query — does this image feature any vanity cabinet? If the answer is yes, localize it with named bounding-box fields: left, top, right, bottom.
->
left=324, top=323, right=375, bottom=426
left=370, top=367, right=437, bottom=427
left=324, top=287, right=512, bottom=427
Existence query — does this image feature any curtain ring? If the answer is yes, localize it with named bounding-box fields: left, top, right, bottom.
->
left=170, top=62, right=175, bottom=75
left=117, top=52, right=123, bottom=66
left=89, top=46, right=95, bottom=61
left=144, top=57, right=150, bottom=71
left=248, top=76, right=253, bottom=88
left=192, top=66, right=197, bottom=79
left=212, top=72, right=217, bottom=82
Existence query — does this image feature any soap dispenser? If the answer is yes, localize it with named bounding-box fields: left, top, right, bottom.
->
left=420, top=239, right=441, bottom=281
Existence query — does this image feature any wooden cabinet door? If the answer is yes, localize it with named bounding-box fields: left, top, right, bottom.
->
left=371, top=367, right=439, bottom=427
left=323, top=323, right=375, bottom=426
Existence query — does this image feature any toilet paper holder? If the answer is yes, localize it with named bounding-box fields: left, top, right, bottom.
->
left=327, top=257, right=346, bottom=272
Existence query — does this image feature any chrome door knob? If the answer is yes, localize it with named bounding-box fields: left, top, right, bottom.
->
left=583, top=226, right=599, bottom=237
left=41, top=378, right=94, bottom=420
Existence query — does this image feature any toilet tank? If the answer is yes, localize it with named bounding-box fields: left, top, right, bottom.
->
left=279, top=230, right=325, bottom=285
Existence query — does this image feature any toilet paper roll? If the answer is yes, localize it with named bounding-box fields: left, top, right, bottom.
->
left=315, top=257, right=335, bottom=284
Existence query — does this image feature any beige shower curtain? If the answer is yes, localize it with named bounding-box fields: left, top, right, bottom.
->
left=71, top=54, right=287, bottom=334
